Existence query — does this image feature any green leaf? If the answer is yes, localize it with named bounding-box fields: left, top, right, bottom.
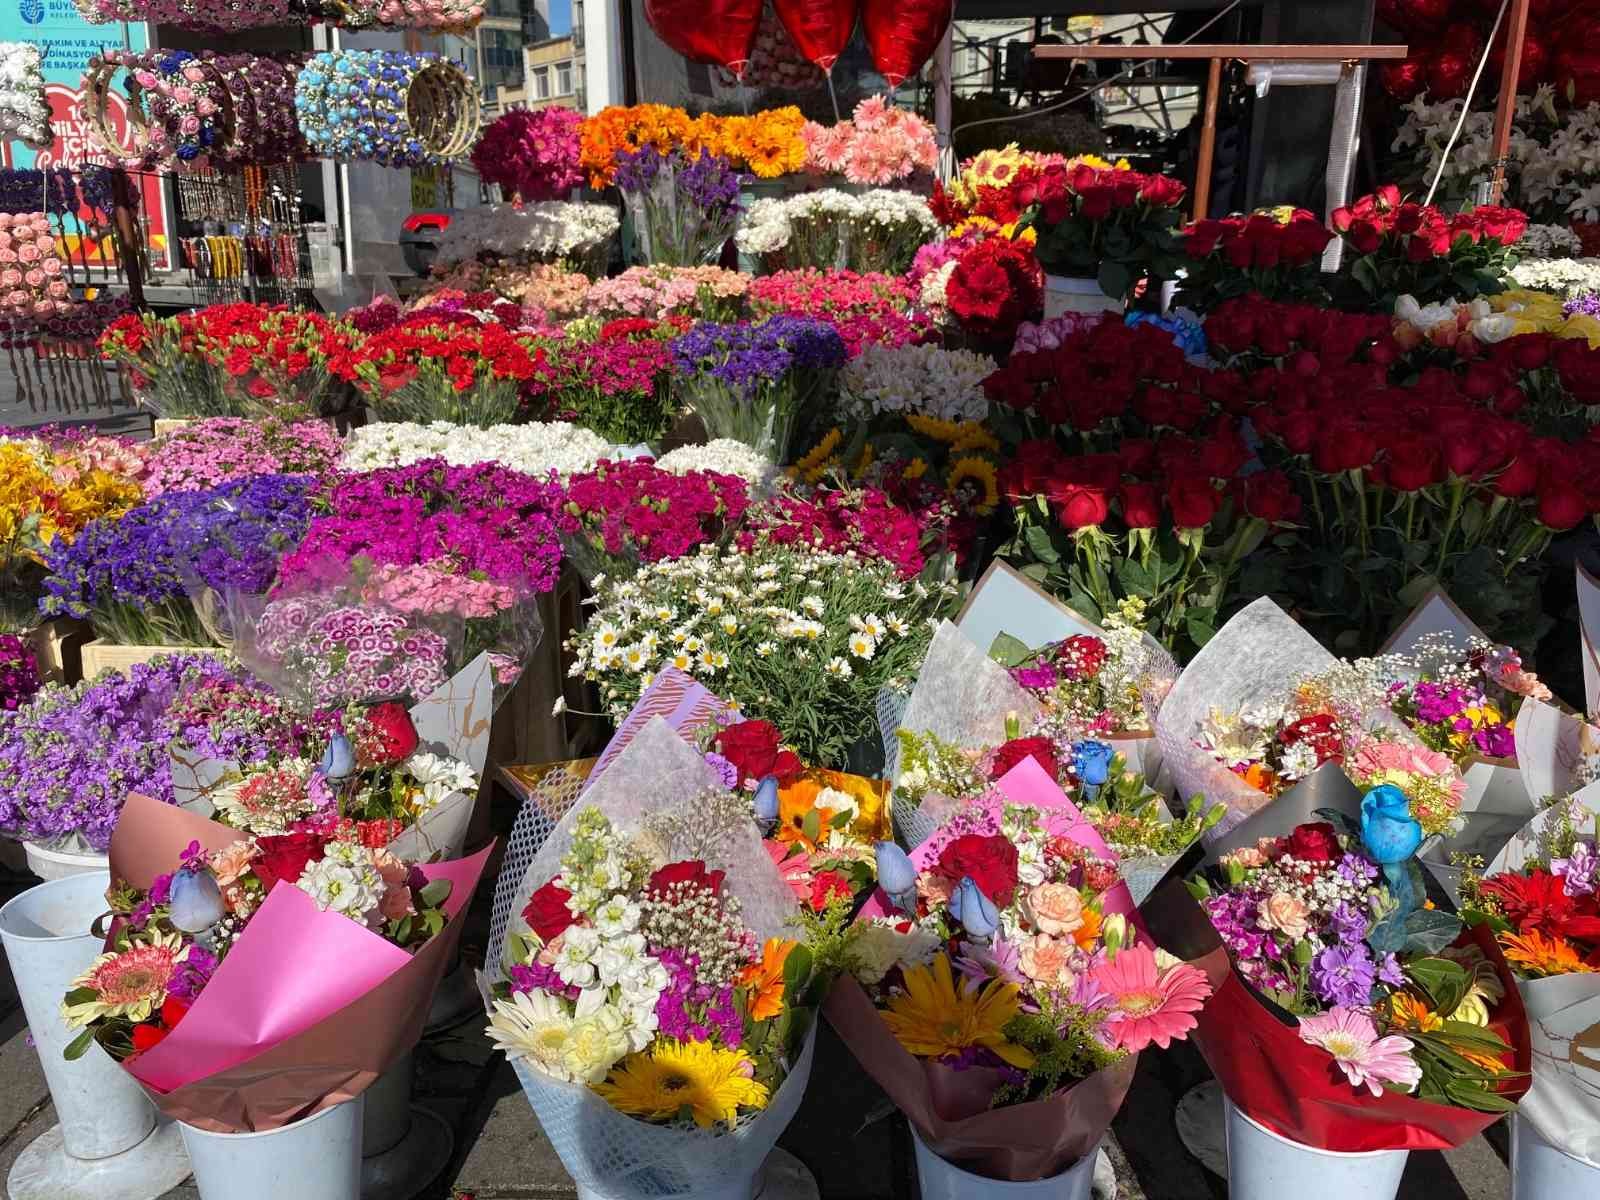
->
left=417, top=879, right=453, bottom=909
left=1018, top=562, right=1050, bottom=583
left=801, top=807, right=821, bottom=844
left=1023, top=523, right=1060, bottom=565
left=63, top=1026, right=96, bottom=1062
left=1185, top=611, right=1217, bottom=648
left=1096, top=260, right=1133, bottom=303
left=63, top=987, right=99, bottom=1007
left=1402, top=909, right=1465, bottom=958
left=987, top=631, right=1034, bottom=669
left=782, top=944, right=813, bottom=990
left=1115, top=557, right=1157, bottom=599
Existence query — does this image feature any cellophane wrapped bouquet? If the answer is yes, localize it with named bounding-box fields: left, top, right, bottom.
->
left=1141, top=775, right=1531, bottom=1152
left=825, top=756, right=1212, bottom=1181
left=485, top=717, right=823, bottom=1198
left=62, top=792, right=488, bottom=1130
left=614, top=145, right=745, bottom=268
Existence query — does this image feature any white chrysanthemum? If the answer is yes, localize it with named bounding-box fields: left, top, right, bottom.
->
left=839, top=342, right=993, bottom=424
left=341, top=421, right=609, bottom=477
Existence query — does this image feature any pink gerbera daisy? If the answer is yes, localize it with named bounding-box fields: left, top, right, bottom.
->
left=1091, top=944, right=1212, bottom=1051
left=763, top=839, right=813, bottom=904
left=1297, top=1007, right=1421, bottom=1097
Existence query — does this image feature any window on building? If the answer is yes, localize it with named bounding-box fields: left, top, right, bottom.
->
left=556, top=60, right=573, bottom=94
left=532, top=66, right=550, bottom=99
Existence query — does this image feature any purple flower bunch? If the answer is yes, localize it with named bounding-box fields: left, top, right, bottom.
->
left=276, top=461, right=571, bottom=598
left=1563, top=292, right=1600, bottom=319
left=0, top=652, right=242, bottom=850
left=38, top=474, right=315, bottom=647
left=615, top=146, right=746, bottom=268
left=0, top=633, right=40, bottom=712
left=653, top=947, right=744, bottom=1045
left=670, top=315, right=847, bottom=399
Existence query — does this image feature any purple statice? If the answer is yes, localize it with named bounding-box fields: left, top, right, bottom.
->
left=702, top=751, right=739, bottom=791
left=676, top=150, right=744, bottom=214
left=166, top=942, right=217, bottom=1002
left=616, top=146, right=745, bottom=268
left=38, top=474, right=315, bottom=644
left=509, top=961, right=581, bottom=1001
left=612, top=143, right=666, bottom=192
left=1329, top=900, right=1370, bottom=947
left=0, top=634, right=40, bottom=712
left=653, top=948, right=743, bottom=1046
left=670, top=317, right=846, bottom=402
left=1310, top=943, right=1378, bottom=1008
left=0, top=653, right=243, bottom=850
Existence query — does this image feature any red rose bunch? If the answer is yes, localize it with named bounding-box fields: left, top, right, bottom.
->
left=1026, top=163, right=1188, bottom=298
left=934, top=833, right=1021, bottom=906
left=714, top=719, right=804, bottom=786
left=522, top=879, right=577, bottom=942
left=1180, top=210, right=1335, bottom=310
left=988, top=736, right=1062, bottom=782
left=943, top=236, right=1043, bottom=343
left=1330, top=186, right=1526, bottom=306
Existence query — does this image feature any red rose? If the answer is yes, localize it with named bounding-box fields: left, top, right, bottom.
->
left=1382, top=435, right=1444, bottom=492
left=252, top=831, right=328, bottom=892
left=1166, top=475, right=1220, bottom=528
left=1494, top=455, right=1540, bottom=498
left=1286, top=822, right=1342, bottom=864
left=522, top=879, right=577, bottom=943
left=1312, top=425, right=1377, bottom=473
left=131, top=1024, right=169, bottom=1053
left=648, top=859, right=726, bottom=898
left=1139, top=173, right=1186, bottom=206
left=1346, top=219, right=1382, bottom=255
left=365, top=702, right=420, bottom=764
left=1057, top=485, right=1110, bottom=530
left=1241, top=470, right=1302, bottom=526
left=989, top=736, right=1062, bottom=782
left=935, top=834, right=1021, bottom=906
left=1119, top=482, right=1162, bottom=529
left=1057, top=634, right=1108, bottom=680
left=1537, top=482, right=1587, bottom=531
left=715, top=720, right=803, bottom=784
left=160, top=997, right=191, bottom=1029
left=808, top=870, right=853, bottom=911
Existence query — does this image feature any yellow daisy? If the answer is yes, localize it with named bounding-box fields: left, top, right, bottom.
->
left=593, top=1039, right=770, bottom=1128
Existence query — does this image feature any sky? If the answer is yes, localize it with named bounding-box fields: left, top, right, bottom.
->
left=549, top=0, right=571, bottom=35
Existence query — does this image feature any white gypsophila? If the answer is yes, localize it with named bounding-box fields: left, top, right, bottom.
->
left=1518, top=223, right=1584, bottom=259
left=403, top=751, right=478, bottom=813
left=838, top=341, right=993, bottom=424
left=341, top=420, right=610, bottom=477
left=0, top=43, right=49, bottom=149
left=435, top=201, right=620, bottom=266
left=1510, top=257, right=1600, bottom=298
left=654, top=438, right=776, bottom=486
left=296, top=850, right=385, bottom=927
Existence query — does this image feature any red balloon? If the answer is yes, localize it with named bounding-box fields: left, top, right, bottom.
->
left=1380, top=56, right=1429, bottom=101
left=1438, top=20, right=1481, bottom=56
left=1427, top=47, right=1475, bottom=99
left=772, top=0, right=860, bottom=71
left=644, top=0, right=763, bottom=76
left=1489, top=28, right=1550, bottom=90
left=862, top=0, right=953, bottom=87
left=1376, top=0, right=1454, bottom=34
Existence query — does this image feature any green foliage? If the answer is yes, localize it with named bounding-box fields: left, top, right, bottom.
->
left=992, top=998, right=1127, bottom=1106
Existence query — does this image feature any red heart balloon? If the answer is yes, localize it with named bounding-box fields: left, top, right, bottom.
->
left=862, top=0, right=953, bottom=88
left=1489, top=26, right=1550, bottom=89
left=1380, top=56, right=1429, bottom=101
left=1427, top=46, right=1475, bottom=99
left=1376, top=0, right=1454, bottom=34
left=773, top=0, right=860, bottom=71
left=1555, top=48, right=1600, bottom=104
left=644, top=0, right=763, bottom=76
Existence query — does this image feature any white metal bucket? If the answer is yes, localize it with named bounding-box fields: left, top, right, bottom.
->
left=179, top=1096, right=364, bottom=1200
left=21, top=839, right=108, bottom=880
left=1043, top=274, right=1124, bottom=319
left=1222, top=1096, right=1408, bottom=1200
left=1512, top=1113, right=1600, bottom=1198
left=0, top=872, right=191, bottom=1200
left=910, top=1126, right=1099, bottom=1200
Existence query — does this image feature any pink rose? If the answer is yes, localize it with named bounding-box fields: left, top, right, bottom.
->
left=0, top=269, right=21, bottom=288
left=182, top=66, right=205, bottom=82
left=1221, top=846, right=1267, bottom=870
left=197, top=99, right=216, bottom=116
left=0, top=249, right=16, bottom=265
left=23, top=269, right=43, bottom=288
left=46, top=280, right=68, bottom=298
left=31, top=299, right=52, bottom=317
left=1022, top=881, right=1085, bottom=936
left=16, top=245, right=39, bottom=263
left=134, top=70, right=158, bottom=88
left=1018, top=933, right=1074, bottom=985
left=180, top=116, right=200, bottom=135
left=1258, top=891, right=1311, bottom=941
left=7, top=289, right=30, bottom=308
left=172, top=87, right=195, bottom=104
left=40, top=258, right=60, bottom=276
left=0, top=212, right=12, bottom=227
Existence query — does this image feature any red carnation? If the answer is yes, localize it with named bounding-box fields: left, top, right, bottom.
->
left=648, top=860, right=726, bottom=898
left=808, top=871, right=853, bottom=911
left=935, top=834, right=1021, bottom=906
left=131, top=1024, right=169, bottom=1053
left=715, top=720, right=803, bottom=785
left=989, top=736, right=1062, bottom=783
left=252, top=831, right=328, bottom=892
left=522, top=880, right=577, bottom=943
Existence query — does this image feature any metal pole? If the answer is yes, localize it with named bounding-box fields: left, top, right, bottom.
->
left=933, top=25, right=954, bottom=181
left=1193, top=57, right=1222, bottom=222
left=1489, top=0, right=1530, bottom=204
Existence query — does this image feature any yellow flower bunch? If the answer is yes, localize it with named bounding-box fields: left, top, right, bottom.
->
left=578, top=103, right=696, bottom=188
left=579, top=104, right=808, bottom=187
left=789, top=427, right=843, bottom=482
left=0, top=442, right=141, bottom=567
left=1491, top=289, right=1600, bottom=346
left=947, top=456, right=1000, bottom=514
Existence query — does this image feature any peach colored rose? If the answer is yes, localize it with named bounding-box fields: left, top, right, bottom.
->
left=1023, top=881, right=1085, bottom=936
left=1259, top=891, right=1310, bottom=941
left=1018, top=933, right=1073, bottom=985
left=17, top=244, right=39, bottom=263
left=917, top=872, right=955, bottom=907
left=373, top=851, right=415, bottom=922
left=23, top=269, right=43, bottom=288
left=40, top=257, right=60, bottom=276
left=46, top=280, right=67, bottom=298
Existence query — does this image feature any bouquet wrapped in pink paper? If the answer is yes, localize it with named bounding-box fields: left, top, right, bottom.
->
left=60, top=792, right=489, bottom=1131
left=824, top=757, right=1213, bottom=1181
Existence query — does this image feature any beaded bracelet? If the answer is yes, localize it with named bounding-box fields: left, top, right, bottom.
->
left=293, top=50, right=478, bottom=168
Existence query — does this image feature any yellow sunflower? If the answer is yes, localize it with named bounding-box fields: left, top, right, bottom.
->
left=904, top=412, right=964, bottom=443
left=881, top=954, right=1034, bottom=1069
left=947, top=456, right=1000, bottom=515
left=593, top=1039, right=770, bottom=1128
left=788, top=428, right=842, bottom=480
left=951, top=422, right=1001, bottom=454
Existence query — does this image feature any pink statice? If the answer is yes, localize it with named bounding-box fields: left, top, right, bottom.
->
left=1297, top=1007, right=1421, bottom=1096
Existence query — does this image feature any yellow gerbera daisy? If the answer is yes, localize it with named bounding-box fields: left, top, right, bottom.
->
left=1500, top=929, right=1594, bottom=979
left=947, top=456, right=1000, bottom=515
left=881, top=954, right=1035, bottom=1069
left=592, top=1039, right=770, bottom=1128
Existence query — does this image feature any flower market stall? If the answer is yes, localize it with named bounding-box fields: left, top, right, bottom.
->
left=9, top=3, right=1600, bottom=1199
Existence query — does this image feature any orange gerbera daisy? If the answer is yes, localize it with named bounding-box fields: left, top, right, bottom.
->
left=1500, top=929, right=1594, bottom=979
left=736, top=938, right=796, bottom=1020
